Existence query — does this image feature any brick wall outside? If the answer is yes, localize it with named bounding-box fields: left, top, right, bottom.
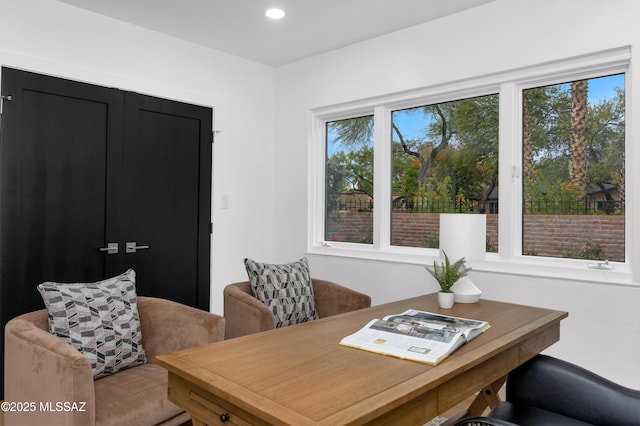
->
left=522, top=215, right=624, bottom=261
left=325, top=212, right=374, bottom=244
left=326, top=212, right=624, bottom=261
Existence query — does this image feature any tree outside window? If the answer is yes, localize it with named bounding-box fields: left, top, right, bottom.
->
left=391, top=95, right=499, bottom=251
left=522, top=74, right=625, bottom=261
left=325, top=116, right=374, bottom=244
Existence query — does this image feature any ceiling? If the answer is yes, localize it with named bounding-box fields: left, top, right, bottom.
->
left=56, top=0, right=494, bottom=67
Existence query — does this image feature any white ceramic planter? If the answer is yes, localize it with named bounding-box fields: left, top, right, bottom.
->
left=438, top=291, right=455, bottom=309
left=452, top=276, right=482, bottom=303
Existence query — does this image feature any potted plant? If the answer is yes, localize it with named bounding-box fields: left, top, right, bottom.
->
left=425, top=251, right=471, bottom=309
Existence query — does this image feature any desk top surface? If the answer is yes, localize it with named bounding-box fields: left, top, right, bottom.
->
left=156, top=294, right=567, bottom=425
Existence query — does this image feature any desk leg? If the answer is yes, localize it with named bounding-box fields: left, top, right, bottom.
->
left=439, top=376, right=507, bottom=426
left=466, top=376, right=506, bottom=416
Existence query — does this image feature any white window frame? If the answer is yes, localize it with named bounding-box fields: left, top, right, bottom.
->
left=308, top=46, right=636, bottom=285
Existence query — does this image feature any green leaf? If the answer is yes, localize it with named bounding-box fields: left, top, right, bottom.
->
left=424, top=250, right=471, bottom=292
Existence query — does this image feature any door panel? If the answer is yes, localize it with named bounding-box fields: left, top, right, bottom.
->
left=21, top=90, right=114, bottom=280
left=123, top=93, right=212, bottom=308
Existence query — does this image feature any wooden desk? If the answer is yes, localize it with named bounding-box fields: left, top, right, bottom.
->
left=156, top=294, right=567, bottom=426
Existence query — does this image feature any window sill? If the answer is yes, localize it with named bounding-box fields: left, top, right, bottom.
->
left=306, top=243, right=635, bottom=287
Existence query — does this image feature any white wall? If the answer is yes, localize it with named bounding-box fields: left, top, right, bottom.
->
left=0, top=0, right=277, bottom=314
left=274, top=0, right=640, bottom=387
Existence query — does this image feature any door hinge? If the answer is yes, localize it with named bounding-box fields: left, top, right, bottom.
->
left=212, top=130, right=221, bottom=144
left=0, top=95, right=12, bottom=114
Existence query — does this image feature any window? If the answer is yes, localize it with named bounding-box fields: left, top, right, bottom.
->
left=311, top=47, right=631, bottom=282
left=522, top=74, right=625, bottom=261
left=325, top=115, right=374, bottom=244
left=391, top=95, right=499, bottom=250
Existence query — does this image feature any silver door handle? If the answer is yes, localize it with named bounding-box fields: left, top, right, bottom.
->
left=126, top=242, right=150, bottom=253
left=99, top=242, right=119, bottom=254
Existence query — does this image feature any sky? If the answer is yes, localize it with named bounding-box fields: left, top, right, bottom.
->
left=327, top=73, right=624, bottom=156
left=391, top=73, right=624, bottom=143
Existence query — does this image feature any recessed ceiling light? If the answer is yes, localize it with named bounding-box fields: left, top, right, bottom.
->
left=265, top=8, right=285, bottom=20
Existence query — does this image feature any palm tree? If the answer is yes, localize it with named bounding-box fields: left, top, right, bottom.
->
left=569, top=80, right=588, bottom=196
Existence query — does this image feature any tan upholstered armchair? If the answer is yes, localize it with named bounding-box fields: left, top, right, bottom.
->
left=224, top=279, right=371, bottom=339
left=4, top=296, right=225, bottom=426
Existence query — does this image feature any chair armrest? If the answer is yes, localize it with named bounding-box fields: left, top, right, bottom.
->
left=312, top=279, right=371, bottom=318
left=506, top=354, right=640, bottom=425
left=5, top=312, right=95, bottom=425
left=223, top=282, right=276, bottom=339
left=137, top=296, right=225, bottom=361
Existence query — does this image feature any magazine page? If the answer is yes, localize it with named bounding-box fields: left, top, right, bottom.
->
left=339, top=310, right=490, bottom=365
left=383, top=309, right=490, bottom=341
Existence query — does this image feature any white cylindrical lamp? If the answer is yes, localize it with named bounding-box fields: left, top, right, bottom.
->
left=439, top=213, right=486, bottom=303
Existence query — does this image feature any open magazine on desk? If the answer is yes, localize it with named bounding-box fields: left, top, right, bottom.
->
left=339, top=309, right=491, bottom=365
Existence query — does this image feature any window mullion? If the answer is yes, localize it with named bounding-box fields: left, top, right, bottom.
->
left=498, top=82, right=520, bottom=260
left=373, top=106, right=391, bottom=249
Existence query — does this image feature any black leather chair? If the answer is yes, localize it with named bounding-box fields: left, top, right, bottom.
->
left=456, top=354, right=640, bottom=426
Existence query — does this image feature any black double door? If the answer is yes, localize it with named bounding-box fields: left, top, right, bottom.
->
left=0, top=67, right=212, bottom=395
